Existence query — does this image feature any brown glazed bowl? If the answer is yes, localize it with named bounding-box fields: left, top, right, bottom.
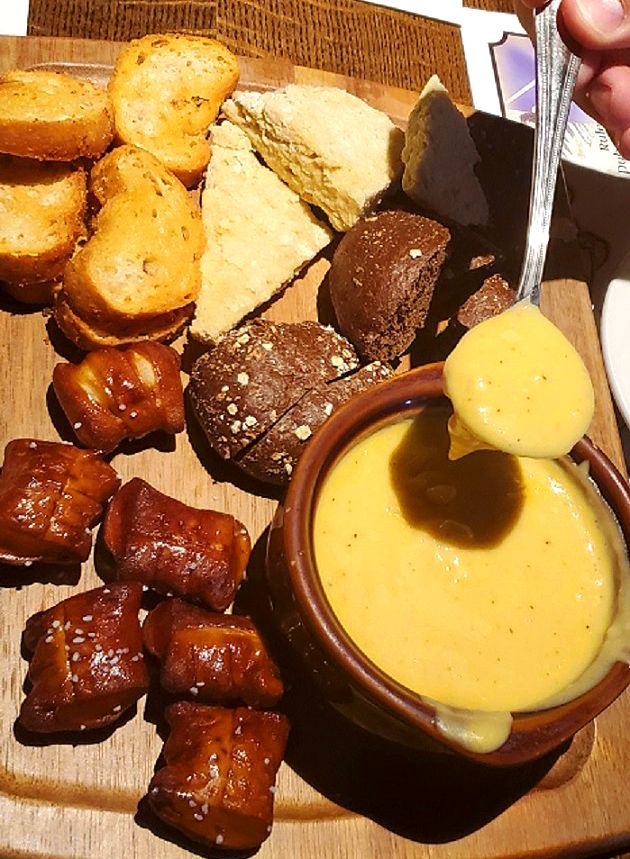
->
left=265, top=362, right=630, bottom=767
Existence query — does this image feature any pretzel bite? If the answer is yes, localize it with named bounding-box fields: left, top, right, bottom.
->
left=19, top=583, right=149, bottom=733
left=143, top=599, right=283, bottom=706
left=103, top=478, right=250, bottom=610
left=0, top=439, right=119, bottom=566
left=148, top=702, right=289, bottom=850
left=0, top=70, right=114, bottom=161
left=53, top=342, right=184, bottom=453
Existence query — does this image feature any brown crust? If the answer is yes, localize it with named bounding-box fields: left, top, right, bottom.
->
left=189, top=319, right=359, bottom=460
left=328, top=209, right=450, bottom=361
left=53, top=295, right=193, bottom=351
left=59, top=146, right=204, bottom=331
left=238, top=361, right=393, bottom=485
left=1, top=279, right=56, bottom=305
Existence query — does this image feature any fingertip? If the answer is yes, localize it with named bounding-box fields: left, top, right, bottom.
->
left=560, top=0, right=630, bottom=50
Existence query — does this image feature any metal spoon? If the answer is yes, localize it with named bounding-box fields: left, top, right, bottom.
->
left=516, top=0, right=581, bottom=304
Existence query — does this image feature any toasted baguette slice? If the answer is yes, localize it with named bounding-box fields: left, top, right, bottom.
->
left=53, top=295, right=193, bottom=350
left=222, top=85, right=404, bottom=231
left=0, top=155, right=86, bottom=286
left=110, top=34, right=240, bottom=187
left=1, top=280, right=55, bottom=305
left=61, top=145, right=204, bottom=326
left=0, top=70, right=114, bottom=161
left=191, top=122, right=332, bottom=345
left=402, top=75, right=489, bottom=227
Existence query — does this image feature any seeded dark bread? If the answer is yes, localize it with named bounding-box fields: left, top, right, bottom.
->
left=328, top=210, right=450, bottom=362
left=189, top=319, right=359, bottom=460
left=238, top=361, right=393, bottom=484
left=456, top=274, right=515, bottom=329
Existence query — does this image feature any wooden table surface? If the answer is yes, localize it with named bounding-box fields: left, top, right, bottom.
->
left=26, top=0, right=517, bottom=102
left=10, top=2, right=630, bottom=856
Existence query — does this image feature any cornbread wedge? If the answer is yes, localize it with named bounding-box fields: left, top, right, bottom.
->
left=58, top=145, right=203, bottom=332
left=110, top=34, right=240, bottom=187
left=191, top=122, right=332, bottom=345
left=0, top=70, right=114, bottom=161
left=402, top=75, right=489, bottom=227
left=222, top=85, right=404, bottom=231
left=0, top=155, right=86, bottom=290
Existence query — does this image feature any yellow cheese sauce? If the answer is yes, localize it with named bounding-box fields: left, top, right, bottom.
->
left=443, top=301, right=595, bottom=459
left=313, top=407, right=630, bottom=753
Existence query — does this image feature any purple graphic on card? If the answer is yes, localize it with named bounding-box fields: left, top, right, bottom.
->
left=490, top=32, right=589, bottom=124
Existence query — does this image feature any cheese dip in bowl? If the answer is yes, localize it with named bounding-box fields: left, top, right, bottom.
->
left=266, top=364, right=630, bottom=765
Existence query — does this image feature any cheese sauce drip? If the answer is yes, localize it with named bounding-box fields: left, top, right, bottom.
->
left=313, top=409, right=630, bottom=753
left=442, top=301, right=595, bottom=459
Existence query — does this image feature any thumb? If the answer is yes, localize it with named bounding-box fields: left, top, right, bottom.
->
left=561, top=0, right=630, bottom=50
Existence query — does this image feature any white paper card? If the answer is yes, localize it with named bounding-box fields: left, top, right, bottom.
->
left=0, top=0, right=29, bottom=36
left=460, top=7, right=630, bottom=178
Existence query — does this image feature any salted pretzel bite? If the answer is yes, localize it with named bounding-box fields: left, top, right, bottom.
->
left=143, top=599, right=283, bottom=706
left=147, top=702, right=289, bottom=850
left=19, top=583, right=149, bottom=733
left=0, top=439, right=119, bottom=566
left=53, top=342, right=184, bottom=453
left=103, top=478, right=250, bottom=610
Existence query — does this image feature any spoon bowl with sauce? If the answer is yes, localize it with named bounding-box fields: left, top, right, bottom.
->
left=266, top=363, right=630, bottom=766
left=444, top=0, right=592, bottom=462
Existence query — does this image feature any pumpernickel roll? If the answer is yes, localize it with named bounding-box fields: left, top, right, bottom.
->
left=189, top=320, right=392, bottom=485
left=238, top=361, right=393, bottom=484
left=189, top=319, right=359, bottom=461
left=328, top=210, right=450, bottom=362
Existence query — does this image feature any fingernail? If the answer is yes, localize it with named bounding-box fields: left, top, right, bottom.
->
left=588, top=80, right=613, bottom=118
left=576, top=0, right=625, bottom=33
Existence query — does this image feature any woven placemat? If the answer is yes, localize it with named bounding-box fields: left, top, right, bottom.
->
left=464, top=0, right=514, bottom=10
left=27, top=0, right=473, bottom=101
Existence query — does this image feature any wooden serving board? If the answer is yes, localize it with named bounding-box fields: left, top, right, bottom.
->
left=0, top=35, right=629, bottom=859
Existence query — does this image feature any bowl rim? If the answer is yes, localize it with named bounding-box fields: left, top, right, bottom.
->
left=280, top=362, right=630, bottom=766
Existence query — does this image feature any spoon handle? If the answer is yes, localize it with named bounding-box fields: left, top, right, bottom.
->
left=516, top=0, right=581, bottom=303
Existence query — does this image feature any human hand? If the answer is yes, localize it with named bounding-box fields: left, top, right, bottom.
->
left=514, top=0, right=630, bottom=157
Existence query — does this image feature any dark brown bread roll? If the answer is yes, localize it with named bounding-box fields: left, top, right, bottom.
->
left=189, top=319, right=359, bottom=460
left=238, top=361, right=392, bottom=484
left=189, top=321, right=394, bottom=485
left=328, top=209, right=450, bottom=361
